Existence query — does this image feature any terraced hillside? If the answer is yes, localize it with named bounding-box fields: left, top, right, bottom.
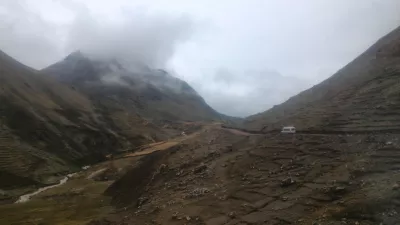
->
left=43, top=52, right=225, bottom=123
left=245, top=26, right=400, bottom=132
left=0, top=50, right=166, bottom=191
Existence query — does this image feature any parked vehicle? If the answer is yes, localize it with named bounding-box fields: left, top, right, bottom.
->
left=281, top=126, right=296, bottom=134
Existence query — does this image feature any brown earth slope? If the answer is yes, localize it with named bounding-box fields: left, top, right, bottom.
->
left=245, top=26, right=400, bottom=132
left=0, top=50, right=166, bottom=191
left=89, top=125, right=400, bottom=225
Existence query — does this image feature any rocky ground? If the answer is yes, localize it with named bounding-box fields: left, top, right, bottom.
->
left=88, top=125, right=400, bottom=225
left=1, top=124, right=400, bottom=225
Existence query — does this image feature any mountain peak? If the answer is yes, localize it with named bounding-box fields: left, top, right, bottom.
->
left=42, top=51, right=222, bottom=122
left=65, top=50, right=87, bottom=61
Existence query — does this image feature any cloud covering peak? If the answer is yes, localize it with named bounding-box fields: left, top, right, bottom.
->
left=0, top=0, right=400, bottom=117
left=67, top=10, right=194, bottom=68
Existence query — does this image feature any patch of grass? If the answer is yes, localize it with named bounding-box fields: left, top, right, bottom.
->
left=0, top=178, right=113, bottom=225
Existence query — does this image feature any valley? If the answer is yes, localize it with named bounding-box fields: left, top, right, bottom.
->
left=0, top=15, right=400, bottom=225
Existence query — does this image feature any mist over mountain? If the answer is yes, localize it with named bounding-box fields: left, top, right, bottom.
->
left=66, top=10, right=194, bottom=69
left=2, top=1, right=399, bottom=117
left=43, top=51, right=225, bottom=122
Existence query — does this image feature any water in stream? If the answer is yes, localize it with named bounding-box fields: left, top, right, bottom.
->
left=15, top=173, right=76, bottom=203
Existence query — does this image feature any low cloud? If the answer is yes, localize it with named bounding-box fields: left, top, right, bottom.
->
left=0, top=1, right=62, bottom=68
left=0, top=1, right=195, bottom=70
left=190, top=69, right=313, bottom=117
left=1, top=0, right=400, bottom=117
left=66, top=10, right=194, bottom=68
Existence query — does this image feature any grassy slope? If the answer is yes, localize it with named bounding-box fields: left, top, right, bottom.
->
left=0, top=50, right=165, bottom=191
left=0, top=175, right=112, bottom=225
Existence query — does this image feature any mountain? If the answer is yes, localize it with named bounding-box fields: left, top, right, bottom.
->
left=43, top=52, right=224, bottom=123
left=0, top=50, right=166, bottom=190
left=245, top=26, right=400, bottom=132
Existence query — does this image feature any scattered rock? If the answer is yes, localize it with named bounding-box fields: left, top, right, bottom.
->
left=194, top=164, right=207, bottom=174
left=137, top=197, right=149, bottom=207
left=228, top=211, right=236, bottom=218
left=82, top=165, right=90, bottom=170
left=329, top=186, right=347, bottom=194
left=393, top=183, right=400, bottom=190
left=281, top=177, right=296, bottom=187
left=159, top=164, right=168, bottom=172
left=388, top=209, right=398, bottom=217
left=176, top=170, right=184, bottom=176
left=172, top=212, right=179, bottom=220
left=185, top=188, right=210, bottom=198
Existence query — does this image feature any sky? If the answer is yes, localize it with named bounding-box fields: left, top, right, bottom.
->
left=0, top=0, right=400, bottom=117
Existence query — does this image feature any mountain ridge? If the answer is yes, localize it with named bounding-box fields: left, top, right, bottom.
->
left=0, top=49, right=169, bottom=191
left=244, top=26, right=400, bottom=132
left=43, top=51, right=226, bottom=123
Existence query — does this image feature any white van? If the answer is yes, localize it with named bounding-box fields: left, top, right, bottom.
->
left=281, top=126, right=296, bottom=134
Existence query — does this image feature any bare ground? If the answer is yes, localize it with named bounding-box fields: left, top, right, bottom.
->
left=2, top=124, right=400, bottom=225
left=92, top=125, right=400, bottom=225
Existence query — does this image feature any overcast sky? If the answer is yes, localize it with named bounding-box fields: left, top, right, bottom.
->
left=1, top=0, right=400, bottom=117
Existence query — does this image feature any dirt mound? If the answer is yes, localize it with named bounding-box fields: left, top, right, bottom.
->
left=105, top=150, right=169, bottom=207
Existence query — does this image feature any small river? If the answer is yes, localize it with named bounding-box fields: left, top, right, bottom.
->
left=15, top=173, right=76, bottom=203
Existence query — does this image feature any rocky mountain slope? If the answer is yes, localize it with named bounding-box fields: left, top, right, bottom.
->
left=43, top=52, right=224, bottom=123
left=0, top=50, right=167, bottom=191
left=245, top=26, right=400, bottom=132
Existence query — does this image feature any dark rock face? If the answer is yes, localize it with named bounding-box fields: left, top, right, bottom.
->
left=245, top=26, right=400, bottom=133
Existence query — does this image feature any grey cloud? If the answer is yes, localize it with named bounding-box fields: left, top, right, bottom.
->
left=66, top=10, right=194, bottom=68
left=1, top=0, right=400, bottom=117
left=195, top=69, right=313, bottom=117
left=0, top=0, right=62, bottom=68
left=0, top=0, right=195, bottom=70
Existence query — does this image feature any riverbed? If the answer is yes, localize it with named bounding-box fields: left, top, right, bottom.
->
left=15, top=173, right=76, bottom=203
